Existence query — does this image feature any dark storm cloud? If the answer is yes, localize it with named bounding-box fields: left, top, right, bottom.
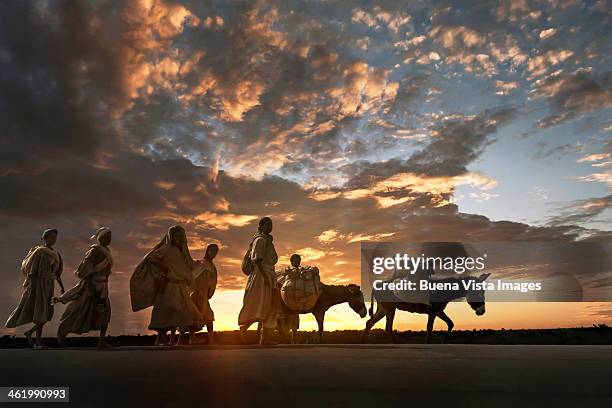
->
left=535, top=70, right=612, bottom=128
left=547, top=195, right=612, bottom=228
left=121, top=93, right=217, bottom=163
left=279, top=157, right=318, bottom=175
left=408, top=107, right=516, bottom=176
left=0, top=150, right=230, bottom=219
left=344, top=106, right=517, bottom=188
left=0, top=0, right=126, bottom=175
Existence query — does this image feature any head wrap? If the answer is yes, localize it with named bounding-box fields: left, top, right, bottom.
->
left=90, top=227, right=111, bottom=242
left=149, top=225, right=194, bottom=265
left=42, top=229, right=58, bottom=240
left=130, top=225, right=193, bottom=312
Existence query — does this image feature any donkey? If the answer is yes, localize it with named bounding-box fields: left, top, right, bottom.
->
left=277, top=283, right=367, bottom=343
left=362, top=273, right=490, bottom=343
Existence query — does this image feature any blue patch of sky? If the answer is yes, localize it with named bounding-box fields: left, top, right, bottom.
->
left=457, top=109, right=610, bottom=226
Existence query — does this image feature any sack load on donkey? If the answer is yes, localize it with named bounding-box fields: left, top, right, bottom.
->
left=277, top=254, right=322, bottom=312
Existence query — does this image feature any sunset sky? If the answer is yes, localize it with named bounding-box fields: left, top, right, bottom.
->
left=0, top=0, right=611, bottom=336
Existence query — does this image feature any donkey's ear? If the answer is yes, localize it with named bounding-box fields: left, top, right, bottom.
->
left=478, top=273, right=491, bottom=282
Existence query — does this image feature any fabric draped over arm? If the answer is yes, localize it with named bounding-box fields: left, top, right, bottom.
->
left=21, top=248, right=41, bottom=278
left=20, top=247, right=61, bottom=281
left=130, top=225, right=194, bottom=313
left=6, top=246, right=60, bottom=327
left=58, top=246, right=108, bottom=303
left=250, top=237, right=265, bottom=262
left=129, top=246, right=167, bottom=312
left=22, top=247, right=44, bottom=277
left=76, top=248, right=96, bottom=279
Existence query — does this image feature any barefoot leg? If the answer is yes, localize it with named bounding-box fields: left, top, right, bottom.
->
left=97, top=323, right=111, bottom=348
left=24, top=326, right=36, bottom=347
left=239, top=324, right=250, bottom=344
left=169, top=328, right=177, bottom=345
left=34, top=324, right=44, bottom=347
left=155, top=330, right=167, bottom=346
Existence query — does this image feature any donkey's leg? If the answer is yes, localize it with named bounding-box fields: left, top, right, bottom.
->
left=385, top=308, right=397, bottom=343
left=362, top=308, right=386, bottom=343
left=437, top=311, right=454, bottom=343
left=276, top=318, right=291, bottom=344
left=425, top=313, right=436, bottom=344
left=314, top=312, right=325, bottom=344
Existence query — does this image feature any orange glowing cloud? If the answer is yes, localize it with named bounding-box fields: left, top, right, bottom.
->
left=330, top=61, right=399, bottom=117
left=155, top=180, right=176, bottom=190
left=314, top=171, right=498, bottom=208
left=318, top=229, right=341, bottom=243
left=121, top=0, right=200, bottom=106
left=346, top=232, right=396, bottom=243
left=195, top=211, right=258, bottom=230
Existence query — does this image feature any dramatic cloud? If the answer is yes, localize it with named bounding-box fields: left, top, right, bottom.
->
left=533, top=69, right=612, bottom=128
left=547, top=195, right=612, bottom=227
left=0, top=1, right=124, bottom=175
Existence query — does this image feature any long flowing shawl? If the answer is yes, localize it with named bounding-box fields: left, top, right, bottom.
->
left=21, top=246, right=61, bottom=277
left=6, top=246, right=62, bottom=328
left=58, top=243, right=114, bottom=303
left=130, top=225, right=194, bottom=311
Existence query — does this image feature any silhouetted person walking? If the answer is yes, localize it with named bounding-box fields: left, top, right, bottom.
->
left=130, top=225, right=203, bottom=346
left=6, top=229, right=64, bottom=348
left=54, top=227, right=114, bottom=348
left=186, top=243, right=219, bottom=344
left=239, top=217, right=279, bottom=345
